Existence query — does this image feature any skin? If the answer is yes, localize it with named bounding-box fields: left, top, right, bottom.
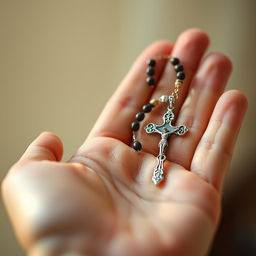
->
left=2, top=29, right=248, bottom=256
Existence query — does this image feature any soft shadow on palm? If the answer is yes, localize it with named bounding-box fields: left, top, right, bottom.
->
left=67, top=136, right=218, bottom=256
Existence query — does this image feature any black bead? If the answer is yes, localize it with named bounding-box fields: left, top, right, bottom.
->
left=143, top=103, right=153, bottom=113
left=131, top=121, right=140, bottom=131
left=146, top=76, right=155, bottom=86
left=147, top=59, right=156, bottom=67
left=177, top=71, right=185, bottom=80
left=170, top=57, right=179, bottom=65
left=174, top=65, right=184, bottom=72
left=146, top=67, right=155, bottom=76
left=133, top=140, right=142, bottom=151
left=136, top=112, right=145, bottom=122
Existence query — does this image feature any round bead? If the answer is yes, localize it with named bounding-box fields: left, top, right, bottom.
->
left=147, top=59, right=156, bottom=67
left=160, top=95, right=169, bottom=102
left=143, top=103, right=153, bottom=113
left=174, top=65, right=184, bottom=72
left=146, top=76, right=155, bottom=86
left=149, top=98, right=159, bottom=106
left=131, top=121, right=140, bottom=131
left=146, top=67, right=155, bottom=76
left=177, top=71, right=185, bottom=80
left=136, top=112, right=145, bottom=122
left=170, top=57, right=179, bottom=65
left=175, top=80, right=182, bottom=88
left=133, top=140, right=142, bottom=151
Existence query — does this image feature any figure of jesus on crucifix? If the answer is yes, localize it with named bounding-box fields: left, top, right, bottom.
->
left=145, top=96, right=188, bottom=184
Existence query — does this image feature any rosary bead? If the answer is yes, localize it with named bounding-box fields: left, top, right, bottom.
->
left=147, top=59, right=156, bottom=67
left=143, top=103, right=153, bottom=113
left=146, top=67, right=155, bottom=76
left=170, top=57, right=179, bottom=65
left=160, top=95, right=169, bottom=102
left=175, top=80, right=183, bottom=89
left=174, top=65, right=184, bottom=72
left=146, top=76, right=155, bottom=86
left=131, top=121, right=140, bottom=131
left=149, top=98, right=159, bottom=106
left=136, top=112, right=145, bottom=121
left=133, top=140, right=142, bottom=151
left=177, top=71, right=185, bottom=80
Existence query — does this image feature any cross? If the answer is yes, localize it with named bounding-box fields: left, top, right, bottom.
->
left=144, top=96, right=188, bottom=185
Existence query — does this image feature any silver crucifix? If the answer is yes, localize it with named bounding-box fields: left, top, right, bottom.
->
left=144, top=96, right=188, bottom=185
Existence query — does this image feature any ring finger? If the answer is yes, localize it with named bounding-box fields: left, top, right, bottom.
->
left=167, top=53, right=232, bottom=169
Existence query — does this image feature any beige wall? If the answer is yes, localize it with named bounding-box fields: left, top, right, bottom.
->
left=0, top=1, right=255, bottom=255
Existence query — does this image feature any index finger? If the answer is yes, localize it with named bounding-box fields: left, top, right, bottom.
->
left=86, top=41, right=173, bottom=144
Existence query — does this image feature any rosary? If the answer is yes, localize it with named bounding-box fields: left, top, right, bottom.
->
left=130, top=57, right=188, bottom=185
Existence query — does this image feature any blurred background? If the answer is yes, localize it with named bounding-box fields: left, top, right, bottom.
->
left=0, top=0, right=255, bottom=255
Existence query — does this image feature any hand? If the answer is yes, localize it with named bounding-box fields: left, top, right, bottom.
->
left=2, top=29, right=247, bottom=256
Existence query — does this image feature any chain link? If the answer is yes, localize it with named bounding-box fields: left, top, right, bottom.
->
left=171, top=79, right=183, bottom=101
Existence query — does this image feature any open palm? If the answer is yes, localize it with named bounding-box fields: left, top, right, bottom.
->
left=2, top=29, right=247, bottom=256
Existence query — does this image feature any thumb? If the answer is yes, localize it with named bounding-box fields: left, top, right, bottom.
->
left=18, top=131, right=63, bottom=163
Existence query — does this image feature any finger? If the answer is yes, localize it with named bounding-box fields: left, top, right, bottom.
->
left=86, top=40, right=173, bottom=144
left=153, top=28, right=210, bottom=113
left=168, top=53, right=232, bottom=169
left=18, top=132, right=63, bottom=164
left=139, top=29, right=209, bottom=155
left=191, top=90, right=247, bottom=192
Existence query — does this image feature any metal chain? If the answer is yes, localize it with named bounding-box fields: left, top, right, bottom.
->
left=171, top=79, right=183, bottom=101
